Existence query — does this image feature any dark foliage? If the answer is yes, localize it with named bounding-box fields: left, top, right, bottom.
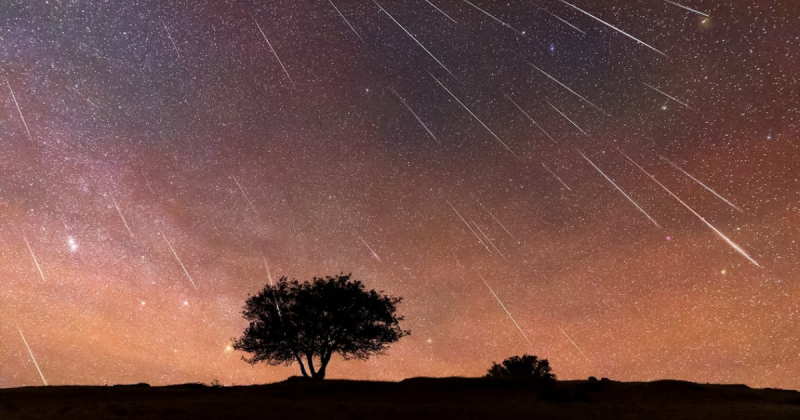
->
left=486, top=355, right=556, bottom=381
left=233, top=273, right=410, bottom=380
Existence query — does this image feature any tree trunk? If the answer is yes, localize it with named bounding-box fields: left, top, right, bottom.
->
left=293, top=353, right=309, bottom=378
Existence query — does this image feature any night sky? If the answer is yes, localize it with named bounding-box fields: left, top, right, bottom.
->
left=1, top=0, right=798, bottom=390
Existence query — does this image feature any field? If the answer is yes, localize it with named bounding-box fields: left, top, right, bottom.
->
left=2, top=377, right=799, bottom=419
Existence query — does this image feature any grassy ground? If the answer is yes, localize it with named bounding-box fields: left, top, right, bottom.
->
left=2, top=377, right=799, bottom=419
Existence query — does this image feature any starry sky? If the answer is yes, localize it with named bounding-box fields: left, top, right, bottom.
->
left=1, top=0, right=798, bottom=389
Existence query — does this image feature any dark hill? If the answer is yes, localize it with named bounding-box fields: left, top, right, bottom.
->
left=2, top=377, right=798, bottom=419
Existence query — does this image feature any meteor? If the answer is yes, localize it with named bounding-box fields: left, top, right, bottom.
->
left=358, top=235, right=381, bottom=262
left=527, top=62, right=604, bottom=113
left=663, top=0, right=709, bottom=17
left=253, top=17, right=296, bottom=88
left=374, top=1, right=457, bottom=79
left=559, top=326, right=590, bottom=361
left=23, top=234, right=46, bottom=282
left=643, top=83, right=694, bottom=110
left=503, top=93, right=557, bottom=144
left=471, top=219, right=507, bottom=260
left=425, top=0, right=458, bottom=24
left=578, top=150, right=662, bottom=228
left=162, top=233, right=199, bottom=290
left=4, top=78, right=35, bottom=145
left=162, top=21, right=180, bottom=58
left=390, top=88, right=440, bottom=144
left=536, top=4, right=585, bottom=35
left=546, top=101, right=589, bottom=136
left=541, top=162, right=572, bottom=191
left=476, top=271, right=532, bottom=346
left=110, top=194, right=135, bottom=238
left=451, top=250, right=463, bottom=267
left=556, top=0, right=667, bottom=57
left=327, top=0, right=365, bottom=43
left=263, top=256, right=274, bottom=285
left=621, top=151, right=761, bottom=268
left=661, top=157, right=743, bottom=212
left=476, top=199, right=515, bottom=239
left=463, top=0, right=525, bottom=36
left=447, top=201, right=493, bottom=254
left=430, top=73, right=516, bottom=155
left=232, top=176, right=258, bottom=214
left=18, top=327, right=48, bottom=386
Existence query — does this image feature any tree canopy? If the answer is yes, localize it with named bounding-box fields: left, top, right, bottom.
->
left=486, top=354, right=556, bottom=380
left=233, top=273, right=409, bottom=380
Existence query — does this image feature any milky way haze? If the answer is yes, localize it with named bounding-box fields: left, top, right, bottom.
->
left=1, top=0, right=798, bottom=389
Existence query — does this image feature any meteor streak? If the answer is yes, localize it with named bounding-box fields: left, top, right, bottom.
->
left=390, top=88, right=440, bottom=144
left=447, top=201, right=493, bottom=254
left=643, top=83, right=694, bottom=110
left=451, top=250, right=463, bottom=267
left=232, top=176, right=258, bottom=214
left=253, top=17, right=296, bottom=88
left=503, top=93, right=557, bottom=144
left=559, top=326, right=590, bottom=361
left=430, top=73, right=516, bottom=155
left=162, top=21, right=180, bottom=58
left=541, top=162, right=572, bottom=191
left=263, top=256, right=274, bottom=285
left=476, top=199, right=515, bottom=239
left=425, top=0, right=458, bottom=24
left=23, top=234, right=46, bottom=282
left=556, top=0, right=667, bottom=57
left=374, top=1, right=457, bottom=79
left=471, top=219, right=507, bottom=260
left=661, top=157, right=743, bottom=212
left=536, top=5, right=585, bottom=35
left=621, top=151, right=761, bottom=267
left=663, top=0, right=709, bottom=16
left=476, top=271, right=532, bottom=346
left=358, top=235, right=381, bottom=262
left=527, top=62, right=604, bottom=112
left=327, top=0, right=365, bottom=42
left=110, top=194, right=135, bottom=238
left=162, top=233, right=199, bottom=290
left=547, top=101, right=589, bottom=136
left=578, top=150, right=662, bottom=228
left=18, top=327, right=48, bottom=386
left=5, top=78, right=35, bottom=145
left=463, top=0, right=525, bottom=36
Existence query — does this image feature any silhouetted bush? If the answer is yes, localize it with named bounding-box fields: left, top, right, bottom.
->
left=485, top=354, right=555, bottom=380
left=588, top=376, right=597, bottom=381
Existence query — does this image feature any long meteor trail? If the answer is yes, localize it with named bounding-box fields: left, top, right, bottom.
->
left=476, top=199, right=515, bottom=239
left=18, top=327, right=48, bottom=386
left=374, top=1, right=457, bottom=79
left=358, top=235, right=381, bottom=262
left=23, top=234, right=46, bottom=282
left=504, top=93, right=557, bottom=144
left=621, top=151, right=761, bottom=267
left=643, top=83, right=694, bottom=110
left=327, top=0, right=365, bottom=42
left=391, top=88, right=439, bottom=144
left=162, top=21, right=180, bottom=58
left=661, top=157, right=743, bottom=212
left=110, top=194, right=135, bottom=238
left=425, top=0, right=458, bottom=24
left=471, top=219, right=507, bottom=260
left=527, top=62, right=603, bottom=112
left=556, top=0, right=667, bottom=57
left=254, top=18, right=296, bottom=88
left=559, top=326, right=590, bottom=361
left=542, top=162, right=572, bottom=191
left=5, top=78, right=35, bottom=145
left=578, top=150, right=662, bottom=228
left=447, top=201, right=493, bottom=254
left=663, top=0, right=709, bottom=16
left=547, top=101, right=589, bottom=136
left=233, top=176, right=258, bottom=214
left=476, top=271, right=532, bottom=346
left=162, top=233, right=199, bottom=290
left=430, top=73, right=516, bottom=155
left=463, top=0, right=525, bottom=36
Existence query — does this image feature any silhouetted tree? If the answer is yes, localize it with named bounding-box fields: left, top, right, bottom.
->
left=233, top=273, right=410, bottom=380
left=486, top=355, right=556, bottom=380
